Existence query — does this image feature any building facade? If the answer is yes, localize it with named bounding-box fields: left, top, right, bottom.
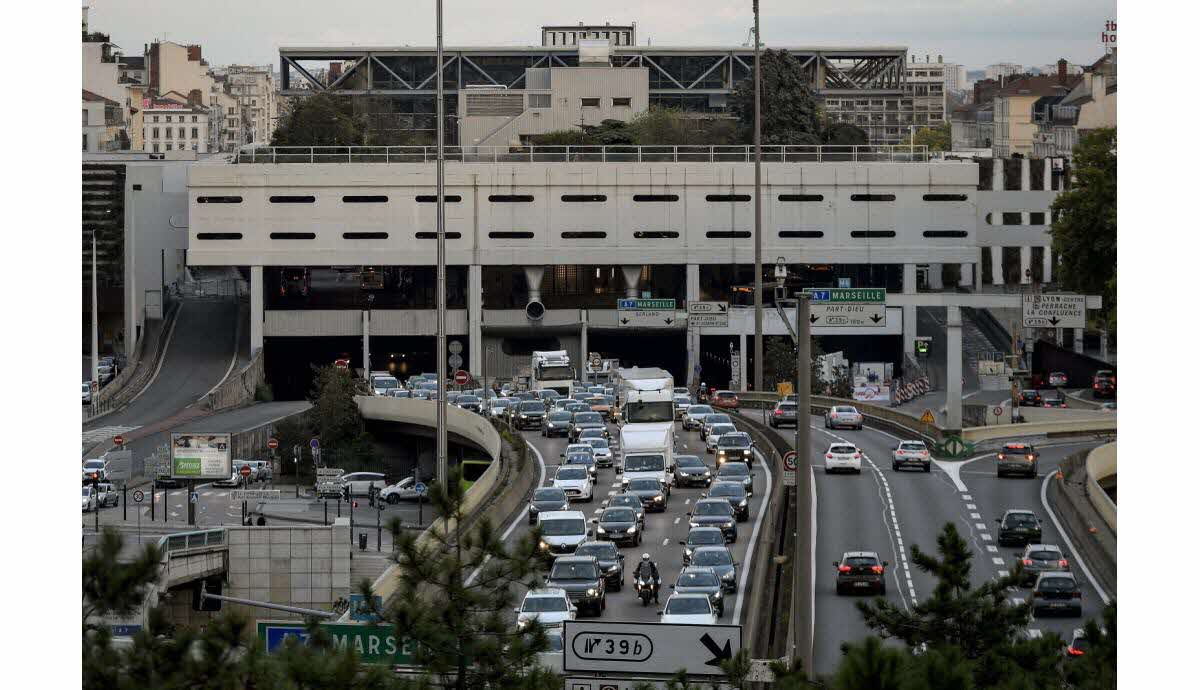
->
left=142, top=104, right=210, bottom=154
left=223, top=65, right=277, bottom=145
left=903, top=55, right=948, bottom=129
left=985, top=63, right=1023, bottom=81
left=992, top=67, right=1078, bottom=158
left=83, top=90, right=126, bottom=152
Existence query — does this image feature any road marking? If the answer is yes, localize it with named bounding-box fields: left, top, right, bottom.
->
left=216, top=492, right=228, bottom=498
left=980, top=533, right=992, bottom=541
left=684, top=498, right=690, bottom=505
left=466, top=435, right=546, bottom=587
left=993, top=557, right=1006, bottom=565
left=673, top=517, right=680, bottom=525
left=607, top=491, right=617, bottom=497
left=662, top=538, right=670, bottom=546
left=966, top=503, right=977, bottom=510
left=1026, top=628, right=1043, bottom=639
left=997, top=570, right=1009, bottom=577
left=611, top=482, right=621, bottom=488
left=1011, top=597, right=1026, bottom=607
left=732, top=446, right=773, bottom=625
left=970, top=512, right=981, bottom=519
left=593, top=509, right=602, bottom=514
left=1039, top=469, right=1111, bottom=604
left=987, top=545, right=999, bottom=553
left=961, top=494, right=972, bottom=501
left=974, top=523, right=987, bottom=530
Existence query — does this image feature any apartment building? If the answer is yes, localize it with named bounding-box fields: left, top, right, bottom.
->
left=991, top=63, right=1079, bottom=158
left=142, top=103, right=210, bottom=154
left=83, top=90, right=127, bottom=152
left=1033, top=52, right=1117, bottom=160
left=224, top=66, right=277, bottom=145
left=985, top=63, right=1023, bottom=81
left=904, top=55, right=948, bottom=127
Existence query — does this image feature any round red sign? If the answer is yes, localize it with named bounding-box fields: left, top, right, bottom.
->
left=454, top=370, right=470, bottom=385
left=113, top=435, right=124, bottom=446
left=267, top=438, right=279, bottom=450
left=239, top=464, right=252, bottom=478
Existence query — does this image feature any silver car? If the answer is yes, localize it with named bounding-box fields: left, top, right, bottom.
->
left=705, top=423, right=738, bottom=453
left=701, top=413, right=733, bottom=440
left=825, top=405, right=863, bottom=430
left=683, top=405, right=715, bottom=431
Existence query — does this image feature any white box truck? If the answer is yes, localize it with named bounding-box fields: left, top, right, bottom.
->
left=618, top=422, right=675, bottom=492
left=614, top=367, right=675, bottom=423
left=531, top=350, right=575, bottom=395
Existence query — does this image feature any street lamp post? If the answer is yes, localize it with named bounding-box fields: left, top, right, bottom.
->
left=752, top=0, right=764, bottom=393
left=435, top=0, right=448, bottom=489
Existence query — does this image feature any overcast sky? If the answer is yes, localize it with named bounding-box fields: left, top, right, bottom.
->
left=88, top=0, right=1117, bottom=71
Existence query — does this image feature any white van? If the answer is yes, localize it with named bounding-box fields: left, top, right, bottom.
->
left=618, top=422, right=675, bottom=491
left=536, top=510, right=589, bottom=556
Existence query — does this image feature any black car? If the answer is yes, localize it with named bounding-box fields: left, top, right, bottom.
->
left=834, top=551, right=888, bottom=595
left=605, top=493, right=646, bottom=526
left=1018, top=389, right=1043, bottom=407
left=1015, top=544, right=1070, bottom=587
left=543, top=411, right=573, bottom=438
left=513, top=401, right=546, bottom=429
left=673, top=455, right=712, bottom=487
left=672, top=566, right=726, bottom=617
left=592, top=507, right=642, bottom=547
left=527, top=487, right=570, bottom=525
left=625, top=478, right=668, bottom=512
left=457, top=395, right=483, bottom=413
left=680, top=527, right=726, bottom=565
left=569, top=412, right=608, bottom=442
left=715, top=462, right=754, bottom=496
left=544, top=556, right=606, bottom=615
left=715, top=432, right=755, bottom=467
left=1042, top=396, right=1068, bottom=408
left=705, top=482, right=750, bottom=522
left=996, top=510, right=1042, bottom=546
left=574, top=541, right=625, bottom=591
left=689, top=498, right=738, bottom=542
left=689, top=546, right=738, bottom=593
left=1030, top=572, right=1082, bottom=617
left=996, top=443, right=1040, bottom=478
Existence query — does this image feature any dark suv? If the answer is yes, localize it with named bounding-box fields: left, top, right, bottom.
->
left=513, top=401, right=546, bottom=430
left=1092, top=371, right=1116, bottom=399
left=996, top=443, right=1039, bottom=478
left=543, top=410, right=572, bottom=438
left=834, top=551, right=888, bottom=595
left=544, top=556, right=606, bottom=615
left=1015, top=544, right=1070, bottom=587
left=996, top=510, right=1042, bottom=546
left=569, top=412, right=607, bottom=442
left=573, top=541, right=625, bottom=591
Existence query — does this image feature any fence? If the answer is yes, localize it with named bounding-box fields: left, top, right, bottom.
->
left=179, top=278, right=246, bottom=300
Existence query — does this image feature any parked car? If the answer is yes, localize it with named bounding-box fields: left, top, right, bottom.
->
left=1029, top=572, right=1082, bottom=617
left=996, top=509, right=1043, bottom=546
left=82, top=486, right=98, bottom=512
left=825, top=405, right=863, bottom=430
left=769, top=401, right=798, bottom=428
left=711, top=390, right=740, bottom=410
left=891, top=440, right=931, bottom=472
left=515, top=588, right=576, bottom=631
left=834, top=551, right=888, bottom=595
left=996, top=443, right=1039, bottom=478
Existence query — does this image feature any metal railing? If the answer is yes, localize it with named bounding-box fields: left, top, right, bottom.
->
left=234, top=144, right=930, bottom=164
left=158, top=528, right=226, bottom=556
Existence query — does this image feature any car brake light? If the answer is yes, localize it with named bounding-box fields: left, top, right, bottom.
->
left=775, top=410, right=782, bottom=416
left=826, top=454, right=833, bottom=459
left=838, top=565, right=851, bottom=573
left=1022, top=559, right=1033, bottom=566
left=830, top=413, right=837, bottom=418
left=1067, top=647, right=1085, bottom=656
left=1027, top=455, right=1035, bottom=461
left=997, top=453, right=1006, bottom=461
left=1032, top=591, right=1043, bottom=598
left=853, top=453, right=861, bottom=459
left=870, top=565, right=883, bottom=574
left=1059, top=559, right=1069, bottom=567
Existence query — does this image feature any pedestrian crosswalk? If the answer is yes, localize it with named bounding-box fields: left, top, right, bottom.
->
left=81, top=425, right=140, bottom=447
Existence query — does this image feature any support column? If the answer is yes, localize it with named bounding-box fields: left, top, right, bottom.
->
left=903, top=263, right=918, bottom=294
left=928, top=263, right=944, bottom=290
left=975, top=247, right=984, bottom=292
left=902, top=263, right=918, bottom=357
left=991, top=247, right=1004, bottom=285
left=250, top=265, right=264, bottom=355
left=1020, top=246, right=1032, bottom=284
left=992, top=157, right=1003, bottom=191
left=468, top=264, right=482, bottom=374
left=738, top=332, right=748, bottom=393
left=1042, top=247, right=1053, bottom=285
left=946, top=306, right=963, bottom=430
left=686, top=264, right=701, bottom=303
left=362, top=309, right=370, bottom=380
left=1020, top=158, right=1031, bottom=226
left=1073, top=328, right=1084, bottom=354
left=621, top=265, right=642, bottom=299
left=959, top=262, right=973, bottom=288
left=580, top=309, right=588, bottom=376
left=687, top=264, right=701, bottom=390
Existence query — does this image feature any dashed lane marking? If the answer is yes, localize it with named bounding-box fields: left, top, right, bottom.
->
left=974, top=523, right=987, bottom=530
left=674, top=517, right=681, bottom=525
left=987, top=545, right=999, bottom=553
left=961, top=494, right=972, bottom=501
left=661, top=538, right=670, bottom=546
left=970, top=512, right=981, bottom=519
left=997, top=570, right=1009, bottom=577
left=966, top=504, right=977, bottom=510
left=1026, top=629, right=1043, bottom=639
left=993, top=557, right=1006, bottom=565
left=980, top=533, right=992, bottom=541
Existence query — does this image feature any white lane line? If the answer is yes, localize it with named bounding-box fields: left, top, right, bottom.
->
left=465, top=436, right=547, bottom=587
left=974, top=523, right=987, bottom=530
left=993, top=557, right=1006, bottom=565
left=997, top=570, right=1009, bottom=577
left=961, top=494, right=973, bottom=501
left=987, top=545, right=999, bottom=553
left=1026, top=628, right=1043, bottom=639
left=966, top=504, right=977, bottom=510
left=593, top=509, right=603, bottom=514
left=674, top=517, right=681, bottom=525
left=732, top=446, right=774, bottom=625
left=970, top=512, right=981, bottom=519
left=611, top=482, right=622, bottom=488
left=662, top=538, right=670, bottom=546
left=1011, top=597, right=1026, bottom=607
left=1040, top=469, right=1111, bottom=604
left=607, top=491, right=617, bottom=497
left=684, top=498, right=691, bottom=505
left=980, top=533, right=992, bottom=541
left=809, top=464, right=817, bottom=652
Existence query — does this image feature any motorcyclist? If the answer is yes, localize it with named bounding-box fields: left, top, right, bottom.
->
left=633, top=553, right=661, bottom=603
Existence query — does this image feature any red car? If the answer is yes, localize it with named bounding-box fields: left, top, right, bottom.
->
left=711, top=390, right=740, bottom=410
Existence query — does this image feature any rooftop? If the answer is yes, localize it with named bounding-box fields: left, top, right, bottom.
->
left=280, top=44, right=908, bottom=54
left=82, top=89, right=121, bottom=107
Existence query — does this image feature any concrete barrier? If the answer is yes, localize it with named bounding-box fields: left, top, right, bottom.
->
left=355, top=396, right=502, bottom=460
left=961, top=417, right=1117, bottom=443
left=202, top=348, right=265, bottom=412
left=739, top=392, right=944, bottom=442
left=1085, top=443, right=1117, bottom=531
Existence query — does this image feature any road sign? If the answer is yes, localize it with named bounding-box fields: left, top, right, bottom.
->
left=267, top=438, right=279, bottom=450
left=454, top=370, right=470, bottom=385
left=730, top=351, right=741, bottom=387
left=413, top=482, right=427, bottom=495
left=805, top=287, right=886, bottom=303
left=807, top=303, right=887, bottom=328
left=589, top=352, right=602, bottom=367
left=618, top=298, right=676, bottom=310
left=171, top=432, right=232, bottom=480
left=189, top=492, right=199, bottom=504
left=1022, top=294, right=1085, bottom=328
left=920, top=409, right=936, bottom=424
left=104, top=450, right=132, bottom=481
left=349, top=594, right=384, bottom=622
left=309, top=437, right=320, bottom=450
left=240, top=464, right=253, bottom=478
left=993, top=406, right=1005, bottom=418
left=564, top=621, right=740, bottom=675
left=231, top=489, right=281, bottom=501
left=782, top=450, right=797, bottom=487
left=448, top=353, right=464, bottom=369
left=133, top=490, right=144, bottom=503
left=617, top=309, right=678, bottom=328
left=113, top=435, right=124, bottom=446
left=257, top=621, right=416, bottom=665
left=687, top=301, right=730, bottom=327
left=566, top=679, right=734, bottom=690
left=448, top=340, right=463, bottom=355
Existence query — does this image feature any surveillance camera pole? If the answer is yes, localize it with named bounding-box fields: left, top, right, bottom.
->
left=792, top=293, right=813, bottom=673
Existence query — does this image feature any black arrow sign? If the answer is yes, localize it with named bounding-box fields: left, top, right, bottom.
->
left=809, top=314, right=820, bottom=324
left=620, top=318, right=630, bottom=325
left=700, top=633, right=733, bottom=667
left=1048, top=317, right=1060, bottom=326
left=718, top=304, right=728, bottom=312
left=870, top=314, right=883, bottom=323
left=664, top=318, right=674, bottom=325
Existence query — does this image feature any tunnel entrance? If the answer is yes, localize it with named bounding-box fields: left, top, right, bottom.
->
left=263, top=335, right=448, bottom=400
left=587, top=331, right=688, bottom=383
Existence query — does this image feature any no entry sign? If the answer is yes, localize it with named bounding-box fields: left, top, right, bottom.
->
left=114, top=435, right=124, bottom=446
left=454, top=370, right=470, bottom=385
left=267, top=438, right=279, bottom=450
left=240, top=464, right=253, bottom=478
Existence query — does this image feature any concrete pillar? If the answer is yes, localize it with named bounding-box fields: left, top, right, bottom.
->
left=1020, top=246, right=1032, bottom=284
left=523, top=266, right=545, bottom=303
left=686, top=264, right=701, bottom=303
left=959, top=262, right=973, bottom=288
left=903, top=305, right=917, bottom=359
left=928, top=263, right=944, bottom=290
left=1073, top=328, right=1084, bottom=354
left=468, top=265, right=482, bottom=374
left=991, top=157, right=1003, bottom=191
left=902, top=263, right=918, bottom=295
left=1020, top=158, right=1031, bottom=226
left=975, top=247, right=984, bottom=292
left=1042, top=246, right=1053, bottom=284
left=687, top=328, right=700, bottom=389
left=991, top=247, right=1004, bottom=285
left=1043, top=157, right=1053, bottom=191
left=946, top=306, right=963, bottom=430
left=621, top=265, right=642, bottom=299
left=250, top=265, right=264, bottom=355
left=580, top=309, right=589, bottom=376
left=362, top=309, right=370, bottom=380
left=738, top=332, right=747, bottom=393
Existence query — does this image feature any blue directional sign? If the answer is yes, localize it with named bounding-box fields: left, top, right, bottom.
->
left=807, top=289, right=831, bottom=302
left=110, top=624, right=142, bottom=637
left=259, top=622, right=311, bottom=652
left=414, top=482, right=427, bottom=496
left=349, top=594, right=384, bottom=622
left=618, top=298, right=676, bottom=310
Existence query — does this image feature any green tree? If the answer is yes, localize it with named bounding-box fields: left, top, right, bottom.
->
left=763, top=335, right=851, bottom=397
left=823, top=122, right=870, bottom=146
left=308, top=364, right=375, bottom=464
left=83, top=529, right=162, bottom=629
left=271, top=92, right=365, bottom=146
left=899, top=123, right=952, bottom=152
left=529, top=129, right=593, bottom=146
left=1050, top=128, right=1116, bottom=333
left=1062, top=601, right=1117, bottom=690
left=832, top=636, right=907, bottom=690
left=731, top=49, right=823, bottom=145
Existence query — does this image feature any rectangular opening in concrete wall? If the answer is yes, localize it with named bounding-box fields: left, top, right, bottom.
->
left=344, top=232, right=389, bottom=239
left=779, top=230, right=824, bottom=238
left=197, top=233, right=242, bottom=240
left=705, top=194, right=751, bottom=202
left=342, top=195, right=388, bottom=203
left=632, top=194, right=679, bottom=202
left=779, top=194, right=824, bottom=202
left=561, top=194, right=607, bottom=202
left=270, top=232, right=316, bottom=240
left=706, top=231, right=751, bottom=238
left=416, top=231, right=463, bottom=239
left=561, top=231, right=607, bottom=239
left=269, top=195, right=316, bottom=203
left=416, top=195, right=463, bottom=203
left=633, top=231, right=679, bottom=238
left=850, top=230, right=896, bottom=238
left=197, top=196, right=243, bottom=204
left=488, top=231, right=534, bottom=239
left=488, top=195, right=534, bottom=203
left=923, top=230, right=968, bottom=238
left=922, top=194, right=968, bottom=201
left=850, top=194, right=896, bottom=202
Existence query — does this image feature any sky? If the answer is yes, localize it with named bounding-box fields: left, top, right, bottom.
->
left=87, top=0, right=1117, bottom=72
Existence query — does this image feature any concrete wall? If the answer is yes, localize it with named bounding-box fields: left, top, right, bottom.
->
left=225, top=519, right=352, bottom=617
left=1085, top=442, right=1116, bottom=531
left=124, top=164, right=191, bottom=354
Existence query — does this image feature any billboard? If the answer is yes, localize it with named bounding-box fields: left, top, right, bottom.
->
left=171, top=433, right=232, bottom=480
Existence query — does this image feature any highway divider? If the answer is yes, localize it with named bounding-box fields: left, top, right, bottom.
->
left=738, top=392, right=942, bottom=443
left=84, top=300, right=181, bottom=423
left=961, top=417, right=1117, bottom=443
left=1084, top=443, right=1117, bottom=531
left=1046, top=448, right=1117, bottom=599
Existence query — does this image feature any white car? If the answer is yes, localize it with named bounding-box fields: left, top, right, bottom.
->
left=95, top=482, right=120, bottom=508
left=515, top=588, right=577, bottom=630
left=683, top=405, right=715, bottom=431
left=825, top=405, right=864, bottom=430
left=82, top=382, right=92, bottom=405
left=380, top=477, right=423, bottom=503
left=892, top=440, right=931, bottom=472
left=82, top=486, right=98, bottom=512
left=82, top=459, right=107, bottom=483
left=213, top=470, right=241, bottom=488
left=552, top=465, right=594, bottom=502
left=705, top=423, right=738, bottom=453
left=536, top=631, right=564, bottom=672
left=537, top=510, right=590, bottom=555
left=581, top=438, right=614, bottom=466
left=340, top=472, right=388, bottom=496
left=824, top=443, right=862, bottom=474
left=659, top=593, right=718, bottom=625
left=371, top=375, right=400, bottom=396
left=673, top=395, right=692, bottom=419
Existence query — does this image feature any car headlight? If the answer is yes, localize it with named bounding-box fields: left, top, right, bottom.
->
left=723, top=521, right=734, bottom=528
left=653, top=495, right=663, bottom=502
left=517, top=619, right=531, bottom=630
left=622, top=479, right=630, bottom=487
left=742, top=449, right=751, bottom=455
left=713, top=591, right=723, bottom=599
left=529, top=505, right=539, bottom=513
left=539, top=541, right=549, bottom=550
left=626, top=526, right=638, bottom=534
left=689, top=522, right=700, bottom=528
left=607, top=564, right=621, bottom=573
left=586, top=588, right=597, bottom=597
left=738, top=499, right=748, bottom=507
left=703, top=471, right=711, bottom=477
left=520, top=414, right=528, bottom=418
left=596, top=525, right=606, bottom=534
left=722, top=572, right=735, bottom=581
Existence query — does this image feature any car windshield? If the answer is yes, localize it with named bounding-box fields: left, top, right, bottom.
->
left=689, top=530, right=723, bottom=545
left=900, top=442, right=926, bottom=452
left=834, top=406, right=858, bottom=414
left=688, top=405, right=714, bottom=416
left=541, top=519, right=585, bottom=536
left=778, top=403, right=796, bottom=411
left=692, top=549, right=732, bottom=566
left=585, top=439, right=609, bottom=450
left=566, top=454, right=594, bottom=466
left=717, top=392, right=736, bottom=399
left=519, top=402, right=544, bottom=412
left=1006, top=513, right=1038, bottom=527
left=665, top=597, right=711, bottom=615
left=625, top=455, right=665, bottom=472
left=709, top=484, right=742, bottom=498
left=557, top=467, right=587, bottom=480
left=586, top=397, right=606, bottom=406
left=575, top=543, right=617, bottom=559
left=676, top=456, right=704, bottom=468
left=718, top=464, right=750, bottom=477
left=1037, top=576, right=1076, bottom=592
left=718, top=434, right=750, bottom=448
left=830, top=445, right=857, bottom=454
left=711, top=424, right=736, bottom=436
left=373, top=379, right=398, bottom=389
left=674, top=396, right=691, bottom=405
left=695, top=501, right=732, bottom=516
left=706, top=415, right=731, bottom=425
left=533, top=489, right=566, bottom=502
left=1029, top=550, right=1061, bottom=562
left=84, top=461, right=104, bottom=470
left=611, top=495, right=642, bottom=510
left=601, top=508, right=637, bottom=522
left=493, top=399, right=513, bottom=408
left=845, top=556, right=879, bottom=567
left=550, top=562, right=597, bottom=579
left=574, top=412, right=602, bottom=424
left=82, top=488, right=91, bottom=496
left=459, top=395, right=480, bottom=404
left=628, top=479, right=661, bottom=492
left=678, top=571, right=719, bottom=587
left=549, top=411, right=571, bottom=421
left=523, top=596, right=568, bottom=612
left=545, top=633, right=564, bottom=652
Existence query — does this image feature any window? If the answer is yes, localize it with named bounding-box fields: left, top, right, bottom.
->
left=415, top=194, right=463, bottom=203
left=633, top=194, right=679, bottom=202
left=779, top=194, right=824, bottom=202
left=416, top=231, right=463, bottom=239
left=152, top=143, right=160, bottom=153
left=191, top=127, right=199, bottom=139
left=488, top=231, right=535, bottom=239
left=165, top=128, right=172, bottom=139
left=197, top=196, right=243, bottom=204
left=152, top=127, right=160, bottom=139
left=850, top=194, right=895, bottom=202
left=561, top=231, right=607, bottom=239
left=343, top=232, right=388, bottom=239
left=197, top=233, right=242, bottom=240
left=529, top=94, right=551, bottom=109
left=82, top=133, right=88, bottom=151
left=269, top=232, right=316, bottom=240
left=166, top=115, right=173, bottom=123
left=165, top=142, right=173, bottom=151
left=923, top=230, right=968, bottom=238
left=192, top=115, right=198, bottom=123
left=779, top=230, right=824, bottom=238
left=82, top=109, right=89, bottom=126
left=343, top=195, right=388, bottom=203
left=850, top=230, right=897, bottom=238
left=178, top=128, right=185, bottom=139
left=269, top=195, right=316, bottom=203
left=152, top=115, right=159, bottom=123
left=706, top=194, right=751, bottom=202
left=612, top=97, right=632, bottom=107
left=706, top=231, right=751, bottom=238
left=191, top=144, right=198, bottom=151
left=923, top=194, right=967, bottom=202
left=488, top=194, right=534, bottom=203
left=633, top=231, right=680, bottom=239
left=561, top=194, right=607, bottom=202
left=581, top=98, right=600, bottom=107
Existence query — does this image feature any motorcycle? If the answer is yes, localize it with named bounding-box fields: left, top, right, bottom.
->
left=635, top=578, right=659, bottom=606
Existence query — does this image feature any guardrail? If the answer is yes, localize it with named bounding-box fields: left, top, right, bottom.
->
left=157, top=528, right=226, bottom=555
left=234, top=144, right=931, bottom=164
left=203, top=347, right=264, bottom=412
left=960, top=417, right=1117, bottom=443
left=737, top=392, right=944, bottom=443
left=1084, top=443, right=1117, bottom=531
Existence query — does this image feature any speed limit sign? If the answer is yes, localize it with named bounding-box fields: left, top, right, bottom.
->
left=783, top=451, right=798, bottom=471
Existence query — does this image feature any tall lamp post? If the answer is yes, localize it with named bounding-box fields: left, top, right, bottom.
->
left=434, top=0, right=448, bottom=489
left=752, top=0, right=764, bottom=393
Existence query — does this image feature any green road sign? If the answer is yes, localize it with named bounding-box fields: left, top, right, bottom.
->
left=804, top=288, right=886, bottom=304
left=618, top=298, right=676, bottom=310
left=258, top=621, right=416, bottom=665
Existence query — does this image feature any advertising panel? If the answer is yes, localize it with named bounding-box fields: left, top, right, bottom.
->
left=171, top=433, right=232, bottom=480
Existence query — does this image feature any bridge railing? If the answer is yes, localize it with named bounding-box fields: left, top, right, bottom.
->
left=158, top=528, right=226, bottom=556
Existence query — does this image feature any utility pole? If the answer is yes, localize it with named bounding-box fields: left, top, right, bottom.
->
left=752, top=0, right=764, bottom=393
left=434, top=0, right=448, bottom=489
left=91, top=234, right=99, bottom=388
left=792, top=293, right=813, bottom=673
